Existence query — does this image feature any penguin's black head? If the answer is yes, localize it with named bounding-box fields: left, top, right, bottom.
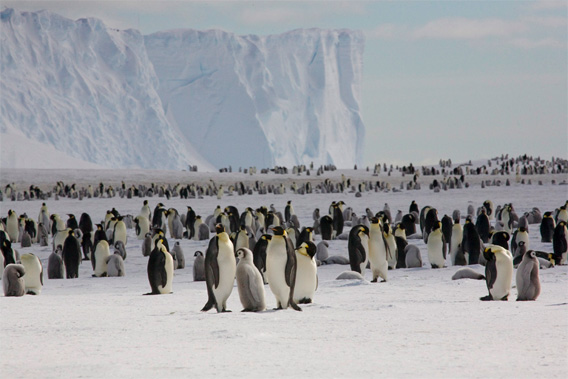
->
left=432, top=222, right=441, bottom=231
left=358, top=225, right=369, bottom=235
left=272, top=226, right=285, bottom=236
left=297, top=241, right=317, bottom=258
left=215, top=224, right=225, bottom=234
left=262, top=234, right=273, bottom=241
left=194, top=251, right=203, bottom=257
left=239, top=225, right=246, bottom=231
left=519, top=227, right=526, bottom=232
left=370, top=217, right=380, bottom=224
left=287, top=200, right=292, bottom=205
left=68, top=229, right=74, bottom=236
left=305, top=227, right=313, bottom=233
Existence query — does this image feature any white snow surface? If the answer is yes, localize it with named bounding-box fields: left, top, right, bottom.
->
left=0, top=8, right=213, bottom=171
left=1, top=167, right=567, bottom=378
left=145, top=28, right=365, bottom=169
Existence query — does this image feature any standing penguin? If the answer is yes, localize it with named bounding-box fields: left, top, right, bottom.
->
left=348, top=225, right=369, bottom=274
left=134, top=215, right=150, bottom=240
left=400, top=213, right=417, bottom=235
left=20, top=253, right=43, bottom=295
left=48, top=246, right=65, bottom=279
left=320, top=215, right=333, bottom=240
left=93, top=240, right=111, bottom=277
left=368, top=217, right=389, bottom=282
left=233, top=225, right=249, bottom=252
left=481, top=245, right=513, bottom=301
left=113, top=216, right=127, bottom=246
left=146, top=238, right=174, bottom=295
left=201, top=224, right=237, bottom=312
left=185, top=206, right=196, bottom=239
left=141, top=233, right=152, bottom=257
left=540, top=212, right=555, bottom=242
left=6, top=210, right=19, bottom=242
left=3, top=264, right=25, bottom=297
left=235, top=247, right=266, bottom=312
left=516, top=250, right=541, bottom=301
left=296, top=227, right=314, bottom=248
left=171, top=242, right=185, bottom=269
left=552, top=221, right=567, bottom=265
left=193, top=251, right=206, bottom=281
left=294, top=241, right=318, bottom=304
left=427, top=222, right=446, bottom=269
left=284, top=200, right=295, bottom=224
left=462, top=217, right=481, bottom=264
left=265, top=226, right=302, bottom=311
left=62, top=230, right=81, bottom=279
left=384, top=224, right=398, bottom=270
left=475, top=208, right=491, bottom=243
left=253, top=234, right=271, bottom=283
left=332, top=203, right=344, bottom=237
left=450, top=217, right=465, bottom=266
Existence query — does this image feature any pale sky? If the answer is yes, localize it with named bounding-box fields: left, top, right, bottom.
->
left=4, top=0, right=567, bottom=166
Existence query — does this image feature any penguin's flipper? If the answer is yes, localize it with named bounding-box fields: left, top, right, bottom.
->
left=284, top=237, right=296, bottom=288
left=485, top=256, right=497, bottom=291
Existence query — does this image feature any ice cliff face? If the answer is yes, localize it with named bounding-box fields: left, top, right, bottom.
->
left=1, top=8, right=365, bottom=170
left=0, top=8, right=211, bottom=170
left=145, top=28, right=365, bottom=168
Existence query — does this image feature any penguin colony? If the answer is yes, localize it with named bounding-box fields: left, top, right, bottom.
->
left=1, top=155, right=566, bottom=307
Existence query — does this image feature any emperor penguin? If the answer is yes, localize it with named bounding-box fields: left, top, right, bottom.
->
left=294, top=241, right=318, bottom=304
left=404, top=244, right=423, bottom=268
left=146, top=237, right=174, bottom=295
left=3, top=264, right=25, bottom=297
left=540, top=212, right=555, bottom=242
left=383, top=224, right=398, bottom=270
left=253, top=234, right=271, bottom=284
left=462, top=217, right=481, bottom=264
left=369, top=217, right=389, bottom=282
left=480, top=245, right=513, bottom=301
left=552, top=221, right=568, bottom=265
left=320, top=215, right=333, bottom=240
left=516, top=250, right=541, bottom=301
left=201, top=224, right=237, bottom=312
left=348, top=225, right=369, bottom=274
left=48, top=246, right=65, bottom=279
left=185, top=206, right=196, bottom=239
left=106, top=253, right=125, bottom=277
left=38, top=203, right=50, bottom=234
left=193, top=251, right=206, bottom=281
left=235, top=247, right=266, bottom=312
left=6, top=210, right=19, bottom=242
left=285, top=200, right=295, bottom=223
left=557, top=204, right=568, bottom=223
left=296, top=227, right=314, bottom=248
left=511, top=226, right=530, bottom=254
left=62, top=230, right=81, bottom=279
left=234, top=225, right=249, bottom=252
left=483, top=200, right=494, bottom=220
left=501, top=204, right=514, bottom=234
left=113, top=216, right=127, bottom=246
left=400, top=213, right=417, bottom=235
left=93, top=240, right=111, bottom=277
left=427, top=222, right=446, bottom=269
left=476, top=208, right=491, bottom=243
left=450, top=217, right=465, bottom=266
left=141, top=233, right=152, bottom=257
left=20, top=253, right=43, bottom=295
left=134, top=215, right=150, bottom=240
left=141, top=200, right=152, bottom=221
left=265, top=226, right=302, bottom=311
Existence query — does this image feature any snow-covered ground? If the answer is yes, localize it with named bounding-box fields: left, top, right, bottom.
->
left=1, top=167, right=567, bottom=378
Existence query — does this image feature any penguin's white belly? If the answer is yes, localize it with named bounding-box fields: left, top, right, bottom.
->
left=491, top=257, right=513, bottom=300
left=450, top=226, right=463, bottom=264
left=266, top=245, right=290, bottom=306
left=22, top=261, right=42, bottom=295
left=294, top=255, right=316, bottom=302
left=427, top=236, right=445, bottom=268
left=369, top=237, right=388, bottom=281
left=213, top=245, right=236, bottom=303
left=159, top=251, right=174, bottom=294
left=94, top=247, right=110, bottom=277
